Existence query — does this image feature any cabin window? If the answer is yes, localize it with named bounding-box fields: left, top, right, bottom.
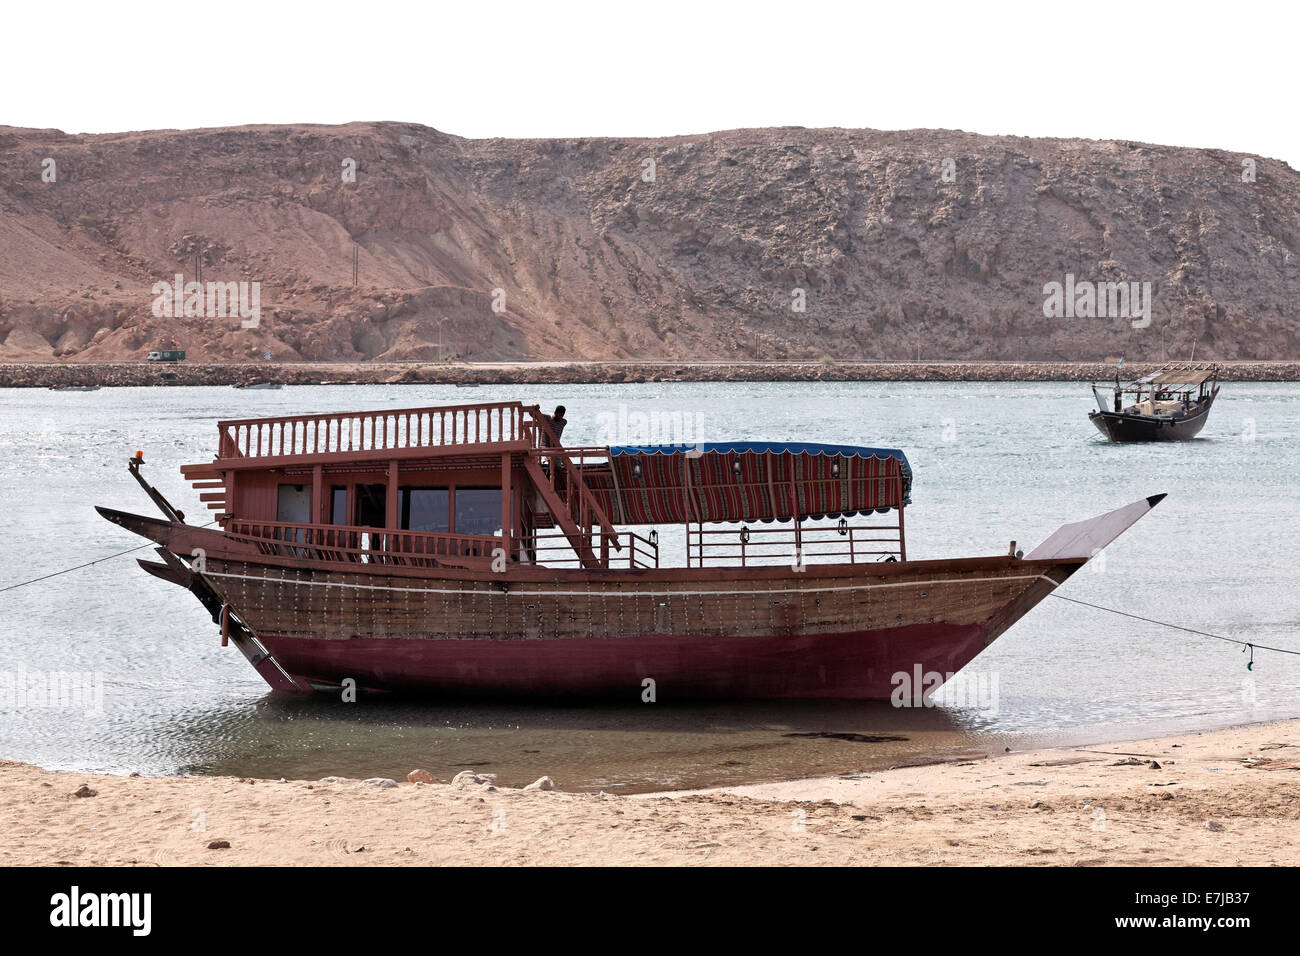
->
left=330, top=486, right=348, bottom=525
left=455, top=487, right=503, bottom=535
left=276, top=484, right=312, bottom=524
left=399, top=487, right=450, bottom=533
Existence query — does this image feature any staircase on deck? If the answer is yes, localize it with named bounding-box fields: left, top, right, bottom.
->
left=186, top=401, right=634, bottom=570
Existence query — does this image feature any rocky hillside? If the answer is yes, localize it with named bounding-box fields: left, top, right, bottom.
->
left=1, top=122, right=1297, bottom=362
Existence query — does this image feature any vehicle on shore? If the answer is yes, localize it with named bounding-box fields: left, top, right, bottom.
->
left=146, top=350, right=186, bottom=362
left=98, top=400, right=1163, bottom=700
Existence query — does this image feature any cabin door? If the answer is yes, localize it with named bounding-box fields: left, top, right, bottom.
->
left=355, top=484, right=386, bottom=527
left=354, top=484, right=387, bottom=561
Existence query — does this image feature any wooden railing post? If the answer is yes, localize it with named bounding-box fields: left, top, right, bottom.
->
left=897, top=474, right=907, bottom=562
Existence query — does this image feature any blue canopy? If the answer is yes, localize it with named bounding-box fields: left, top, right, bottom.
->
left=610, top=440, right=909, bottom=464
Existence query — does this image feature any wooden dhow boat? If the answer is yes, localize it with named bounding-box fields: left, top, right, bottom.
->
left=1088, top=363, right=1220, bottom=442
left=97, top=401, right=1163, bottom=700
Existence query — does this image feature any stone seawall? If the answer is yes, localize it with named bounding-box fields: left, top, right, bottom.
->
left=4, top=361, right=1299, bottom=388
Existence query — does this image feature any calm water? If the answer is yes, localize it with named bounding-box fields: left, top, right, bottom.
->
left=1, top=382, right=1297, bottom=792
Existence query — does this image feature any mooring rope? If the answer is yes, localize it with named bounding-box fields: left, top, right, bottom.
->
left=4, top=543, right=1297, bottom=669
left=1049, top=593, right=1300, bottom=664
left=0, top=520, right=217, bottom=594
left=0, top=542, right=160, bottom=593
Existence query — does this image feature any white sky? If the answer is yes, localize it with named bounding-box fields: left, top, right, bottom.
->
left=5, top=0, right=1295, bottom=165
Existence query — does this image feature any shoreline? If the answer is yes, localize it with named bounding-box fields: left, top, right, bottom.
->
left=5, top=717, right=1297, bottom=866
left=5, top=360, right=1300, bottom=388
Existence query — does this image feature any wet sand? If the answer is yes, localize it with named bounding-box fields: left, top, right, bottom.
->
left=3, top=718, right=1296, bottom=866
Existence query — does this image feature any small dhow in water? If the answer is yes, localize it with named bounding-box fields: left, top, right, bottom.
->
left=1088, top=363, right=1219, bottom=442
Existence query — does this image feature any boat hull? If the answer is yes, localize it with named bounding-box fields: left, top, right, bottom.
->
left=96, top=494, right=1165, bottom=701
left=260, top=623, right=994, bottom=700
left=1088, top=394, right=1215, bottom=441
left=196, top=552, right=1078, bottom=700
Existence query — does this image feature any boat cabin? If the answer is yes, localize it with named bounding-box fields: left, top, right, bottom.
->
left=1093, top=363, right=1219, bottom=418
left=181, top=401, right=912, bottom=572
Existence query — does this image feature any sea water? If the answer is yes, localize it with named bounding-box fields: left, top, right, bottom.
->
left=0, top=381, right=1296, bottom=792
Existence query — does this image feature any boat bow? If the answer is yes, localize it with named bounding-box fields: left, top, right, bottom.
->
left=1027, top=493, right=1166, bottom=561
left=980, top=494, right=1166, bottom=649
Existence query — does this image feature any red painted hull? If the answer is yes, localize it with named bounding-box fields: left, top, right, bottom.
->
left=97, top=493, right=1169, bottom=700
left=260, top=622, right=992, bottom=700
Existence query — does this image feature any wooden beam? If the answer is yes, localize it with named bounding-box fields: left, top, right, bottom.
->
left=500, top=453, right=512, bottom=561
left=513, top=468, right=527, bottom=561
left=180, top=464, right=221, bottom=478
left=209, top=440, right=533, bottom=473
left=788, top=471, right=802, bottom=559
left=312, top=464, right=323, bottom=524
left=386, top=460, right=399, bottom=532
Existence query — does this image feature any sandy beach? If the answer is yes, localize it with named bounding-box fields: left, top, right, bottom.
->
left=3, top=718, right=1297, bottom=866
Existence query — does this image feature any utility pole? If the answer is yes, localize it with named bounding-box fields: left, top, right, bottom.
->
left=432, top=316, right=449, bottom=362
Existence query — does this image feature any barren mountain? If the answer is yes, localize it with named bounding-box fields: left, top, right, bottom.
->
left=1, top=121, right=1297, bottom=363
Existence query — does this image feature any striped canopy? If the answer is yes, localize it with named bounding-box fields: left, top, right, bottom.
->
left=584, top=441, right=912, bottom=525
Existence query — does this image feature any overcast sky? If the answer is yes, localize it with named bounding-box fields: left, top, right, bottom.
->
left=5, top=0, right=1294, bottom=165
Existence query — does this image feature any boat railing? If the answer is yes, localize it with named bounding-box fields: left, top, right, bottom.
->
left=217, top=401, right=549, bottom=460
left=225, top=518, right=501, bottom=568
left=521, top=530, right=659, bottom=570
left=687, top=519, right=904, bottom=568
left=526, top=446, right=623, bottom=559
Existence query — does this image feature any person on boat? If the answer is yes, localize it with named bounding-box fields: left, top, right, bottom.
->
left=540, top=405, right=568, bottom=481
left=542, top=405, right=567, bottom=445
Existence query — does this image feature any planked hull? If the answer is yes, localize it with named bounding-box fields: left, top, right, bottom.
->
left=260, top=625, right=992, bottom=700
left=199, top=553, right=1080, bottom=699
left=1088, top=393, right=1215, bottom=442
left=97, top=492, right=1165, bottom=701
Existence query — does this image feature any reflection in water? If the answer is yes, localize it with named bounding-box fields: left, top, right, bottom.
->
left=169, top=694, right=995, bottom=793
